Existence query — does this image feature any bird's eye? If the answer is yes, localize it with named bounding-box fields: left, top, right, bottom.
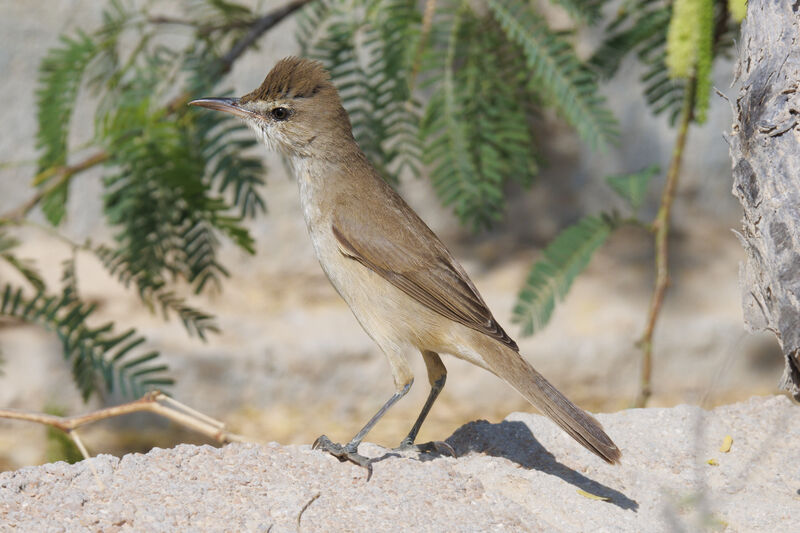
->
left=270, top=107, right=290, bottom=121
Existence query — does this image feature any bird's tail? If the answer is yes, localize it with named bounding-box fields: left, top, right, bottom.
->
left=486, top=344, right=621, bottom=464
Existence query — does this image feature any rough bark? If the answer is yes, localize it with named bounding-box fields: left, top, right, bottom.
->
left=729, top=0, right=800, bottom=399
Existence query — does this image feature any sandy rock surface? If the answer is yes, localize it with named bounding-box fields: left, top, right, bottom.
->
left=1, top=396, right=797, bottom=532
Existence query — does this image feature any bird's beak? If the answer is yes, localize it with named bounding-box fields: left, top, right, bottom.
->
left=188, top=97, right=254, bottom=119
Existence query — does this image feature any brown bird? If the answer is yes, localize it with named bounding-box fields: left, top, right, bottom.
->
left=190, top=57, right=621, bottom=472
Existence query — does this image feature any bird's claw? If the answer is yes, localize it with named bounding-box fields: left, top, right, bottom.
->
left=312, top=435, right=374, bottom=480
left=394, top=439, right=457, bottom=458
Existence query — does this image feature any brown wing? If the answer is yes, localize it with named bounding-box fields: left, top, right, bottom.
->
left=331, top=209, right=518, bottom=352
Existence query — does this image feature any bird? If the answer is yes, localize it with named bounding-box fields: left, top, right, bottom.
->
left=190, top=56, right=621, bottom=473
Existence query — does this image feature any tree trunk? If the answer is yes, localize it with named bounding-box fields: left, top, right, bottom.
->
left=729, top=0, right=800, bottom=399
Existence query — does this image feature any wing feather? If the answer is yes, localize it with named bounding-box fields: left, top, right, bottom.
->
left=331, top=216, right=518, bottom=352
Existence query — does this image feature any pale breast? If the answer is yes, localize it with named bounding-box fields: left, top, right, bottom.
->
left=295, top=169, right=416, bottom=352
left=295, top=160, right=342, bottom=286
left=292, top=158, right=477, bottom=363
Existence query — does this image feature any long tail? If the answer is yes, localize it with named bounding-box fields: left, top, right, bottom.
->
left=486, top=345, right=621, bottom=464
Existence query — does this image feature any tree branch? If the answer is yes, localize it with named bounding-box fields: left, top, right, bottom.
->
left=219, top=0, right=313, bottom=72
left=0, top=391, right=248, bottom=446
left=635, top=77, right=697, bottom=408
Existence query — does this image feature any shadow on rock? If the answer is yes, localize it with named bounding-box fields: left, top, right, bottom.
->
left=446, top=420, right=638, bottom=511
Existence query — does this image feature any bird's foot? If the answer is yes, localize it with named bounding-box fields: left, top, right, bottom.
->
left=312, top=435, right=373, bottom=479
left=393, top=438, right=456, bottom=458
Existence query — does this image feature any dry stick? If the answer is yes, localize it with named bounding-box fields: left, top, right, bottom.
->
left=0, top=392, right=248, bottom=488
left=1, top=0, right=311, bottom=223
left=68, top=429, right=105, bottom=489
left=635, top=77, right=697, bottom=408
left=635, top=7, right=730, bottom=408
left=0, top=391, right=247, bottom=444
left=159, top=394, right=225, bottom=429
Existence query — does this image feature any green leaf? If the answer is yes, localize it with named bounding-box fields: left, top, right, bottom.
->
left=40, top=180, right=70, bottom=227
left=0, top=232, right=17, bottom=255
left=1, top=254, right=46, bottom=292
left=420, top=8, right=538, bottom=230
left=155, top=291, right=219, bottom=340
left=591, top=1, right=685, bottom=124
left=593, top=0, right=736, bottom=125
left=488, top=0, right=618, bottom=150
left=605, top=164, right=660, bottom=211
left=60, top=256, right=79, bottom=304
left=547, top=0, right=606, bottom=24
left=589, top=8, right=671, bottom=79
left=295, top=0, right=337, bottom=57
left=0, top=283, right=172, bottom=401
left=192, top=107, right=266, bottom=219
left=98, top=86, right=256, bottom=306
left=513, top=216, right=614, bottom=336
left=0, top=232, right=45, bottom=291
left=36, top=32, right=98, bottom=172
left=35, top=32, right=99, bottom=225
left=300, top=0, right=422, bottom=182
left=421, top=10, right=495, bottom=229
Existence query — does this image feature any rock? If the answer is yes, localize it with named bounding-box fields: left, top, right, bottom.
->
left=1, top=396, right=797, bottom=531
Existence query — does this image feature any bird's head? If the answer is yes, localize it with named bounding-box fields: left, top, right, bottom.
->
left=190, top=57, right=354, bottom=160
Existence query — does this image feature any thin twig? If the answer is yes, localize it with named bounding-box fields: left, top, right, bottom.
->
left=635, top=77, right=697, bottom=408
left=147, top=16, right=259, bottom=37
left=146, top=15, right=203, bottom=27
left=69, top=429, right=105, bottom=489
left=159, top=394, right=225, bottom=429
left=68, top=428, right=92, bottom=462
left=0, top=390, right=248, bottom=445
left=3, top=218, right=90, bottom=251
left=0, top=392, right=248, bottom=488
left=634, top=5, right=732, bottom=408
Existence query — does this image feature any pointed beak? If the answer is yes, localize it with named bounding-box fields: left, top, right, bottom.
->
left=188, top=97, right=254, bottom=119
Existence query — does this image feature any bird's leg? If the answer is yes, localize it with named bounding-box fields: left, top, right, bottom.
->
left=313, top=380, right=412, bottom=475
left=395, top=351, right=455, bottom=457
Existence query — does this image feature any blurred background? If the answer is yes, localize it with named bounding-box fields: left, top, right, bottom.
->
left=0, top=0, right=783, bottom=471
